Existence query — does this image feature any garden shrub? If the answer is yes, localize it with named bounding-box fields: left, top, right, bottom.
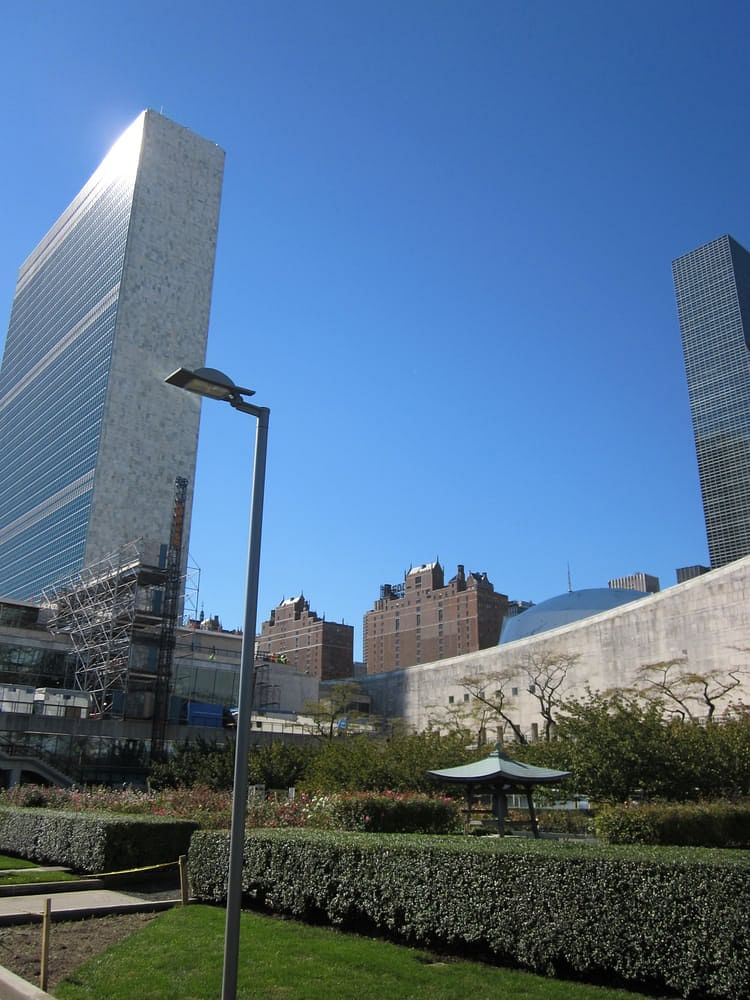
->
left=596, top=801, right=750, bottom=847
left=0, top=806, right=197, bottom=873
left=0, top=785, right=459, bottom=834
left=189, top=828, right=750, bottom=999
left=318, top=792, right=461, bottom=833
left=0, top=783, right=232, bottom=829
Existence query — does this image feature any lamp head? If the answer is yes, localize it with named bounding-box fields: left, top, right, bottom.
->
left=165, top=367, right=256, bottom=402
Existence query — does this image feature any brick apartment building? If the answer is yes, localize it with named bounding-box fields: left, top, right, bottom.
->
left=363, top=562, right=508, bottom=674
left=257, top=595, right=354, bottom=680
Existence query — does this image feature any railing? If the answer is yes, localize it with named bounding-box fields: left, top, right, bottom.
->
left=0, top=738, right=75, bottom=786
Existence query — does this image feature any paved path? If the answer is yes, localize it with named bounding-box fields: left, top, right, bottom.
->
left=0, top=888, right=141, bottom=917
left=0, top=888, right=179, bottom=923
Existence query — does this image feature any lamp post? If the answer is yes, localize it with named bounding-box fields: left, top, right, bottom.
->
left=165, top=366, right=270, bottom=1000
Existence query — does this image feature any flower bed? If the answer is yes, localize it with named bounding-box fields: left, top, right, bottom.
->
left=0, top=786, right=459, bottom=834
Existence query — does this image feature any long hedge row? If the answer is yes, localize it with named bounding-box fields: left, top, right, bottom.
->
left=595, top=801, right=750, bottom=846
left=0, top=805, right=197, bottom=873
left=189, top=829, right=750, bottom=999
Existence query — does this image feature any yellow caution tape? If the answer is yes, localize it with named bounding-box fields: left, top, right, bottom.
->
left=81, top=859, right=180, bottom=878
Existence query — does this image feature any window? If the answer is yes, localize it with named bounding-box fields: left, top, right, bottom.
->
left=448, top=695, right=454, bottom=704
left=512, top=687, right=519, bottom=696
left=463, top=693, right=470, bottom=703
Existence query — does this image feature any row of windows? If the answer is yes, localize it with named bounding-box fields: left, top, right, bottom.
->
left=447, top=686, right=520, bottom=705
left=0, top=490, right=92, bottom=598
left=0, top=641, right=74, bottom=688
left=0, top=312, right=115, bottom=525
left=2, top=176, right=134, bottom=391
left=0, top=164, right=137, bottom=602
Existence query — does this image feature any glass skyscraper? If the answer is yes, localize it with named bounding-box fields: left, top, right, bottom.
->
left=0, top=111, right=224, bottom=598
left=673, top=234, right=750, bottom=568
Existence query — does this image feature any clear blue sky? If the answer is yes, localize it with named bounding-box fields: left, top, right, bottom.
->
left=1, top=1, right=749, bottom=655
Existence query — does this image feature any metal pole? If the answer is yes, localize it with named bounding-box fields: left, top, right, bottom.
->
left=221, top=404, right=270, bottom=1000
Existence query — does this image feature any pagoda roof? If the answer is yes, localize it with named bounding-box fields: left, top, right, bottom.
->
left=428, top=748, right=570, bottom=787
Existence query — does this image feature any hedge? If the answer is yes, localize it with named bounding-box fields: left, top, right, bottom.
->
left=189, top=828, right=750, bottom=999
left=322, top=793, right=461, bottom=833
left=0, top=806, right=197, bottom=873
left=596, top=801, right=750, bottom=847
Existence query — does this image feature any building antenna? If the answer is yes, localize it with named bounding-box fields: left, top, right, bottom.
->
left=567, top=562, right=573, bottom=593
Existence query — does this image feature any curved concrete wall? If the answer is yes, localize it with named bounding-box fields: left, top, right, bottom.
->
left=361, top=556, right=750, bottom=734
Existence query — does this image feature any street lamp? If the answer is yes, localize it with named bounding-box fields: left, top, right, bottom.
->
left=166, top=366, right=269, bottom=1000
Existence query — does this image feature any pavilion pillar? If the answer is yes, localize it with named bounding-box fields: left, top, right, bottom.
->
left=492, top=787, right=507, bottom=836
left=526, top=787, right=539, bottom=839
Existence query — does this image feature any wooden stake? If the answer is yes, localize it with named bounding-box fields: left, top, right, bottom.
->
left=179, top=854, right=189, bottom=905
left=40, top=898, right=51, bottom=991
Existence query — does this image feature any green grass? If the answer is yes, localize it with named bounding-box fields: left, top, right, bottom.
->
left=0, top=853, right=36, bottom=870
left=0, top=869, right=76, bottom=886
left=55, top=905, right=659, bottom=1000
left=0, top=852, right=76, bottom=883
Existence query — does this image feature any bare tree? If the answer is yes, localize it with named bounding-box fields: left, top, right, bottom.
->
left=515, top=648, right=580, bottom=740
left=426, top=692, right=500, bottom=747
left=433, top=649, right=579, bottom=746
left=458, top=671, right=527, bottom=744
left=635, top=658, right=695, bottom=720
left=637, top=657, right=745, bottom=722
left=685, top=669, right=744, bottom=720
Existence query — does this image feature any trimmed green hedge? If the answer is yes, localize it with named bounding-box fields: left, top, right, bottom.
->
left=323, top=793, right=461, bottom=833
left=189, top=829, right=750, bottom=999
left=0, top=806, right=197, bottom=873
left=596, top=801, right=750, bottom=847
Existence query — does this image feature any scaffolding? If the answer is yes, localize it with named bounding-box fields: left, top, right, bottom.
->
left=182, top=557, right=201, bottom=626
left=42, top=540, right=170, bottom=718
left=150, top=477, right=187, bottom=759
left=254, top=660, right=281, bottom=713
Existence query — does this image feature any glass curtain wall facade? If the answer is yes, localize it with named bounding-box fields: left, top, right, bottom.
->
left=0, top=112, right=224, bottom=598
left=0, top=121, right=140, bottom=596
left=673, top=235, right=750, bottom=567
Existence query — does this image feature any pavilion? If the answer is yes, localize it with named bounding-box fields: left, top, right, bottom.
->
left=428, top=746, right=570, bottom=837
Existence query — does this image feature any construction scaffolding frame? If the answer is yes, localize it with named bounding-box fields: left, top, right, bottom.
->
left=150, top=477, right=187, bottom=759
left=41, top=539, right=170, bottom=718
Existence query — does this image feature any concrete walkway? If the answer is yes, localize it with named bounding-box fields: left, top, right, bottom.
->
left=0, top=887, right=179, bottom=924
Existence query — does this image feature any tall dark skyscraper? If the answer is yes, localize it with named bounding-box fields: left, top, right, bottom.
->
left=673, top=234, right=750, bottom=567
left=0, top=111, right=224, bottom=598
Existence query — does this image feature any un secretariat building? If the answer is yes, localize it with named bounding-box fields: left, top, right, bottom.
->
left=0, top=111, right=224, bottom=599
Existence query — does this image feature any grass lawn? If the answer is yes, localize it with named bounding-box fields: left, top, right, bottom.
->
left=55, top=905, right=659, bottom=1000
left=0, top=854, right=36, bottom=870
left=0, top=869, right=76, bottom=886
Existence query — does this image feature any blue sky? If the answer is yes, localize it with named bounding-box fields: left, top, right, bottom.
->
left=1, top=1, right=749, bottom=654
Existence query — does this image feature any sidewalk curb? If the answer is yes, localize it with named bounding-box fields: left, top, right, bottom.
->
left=0, top=964, right=55, bottom=999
